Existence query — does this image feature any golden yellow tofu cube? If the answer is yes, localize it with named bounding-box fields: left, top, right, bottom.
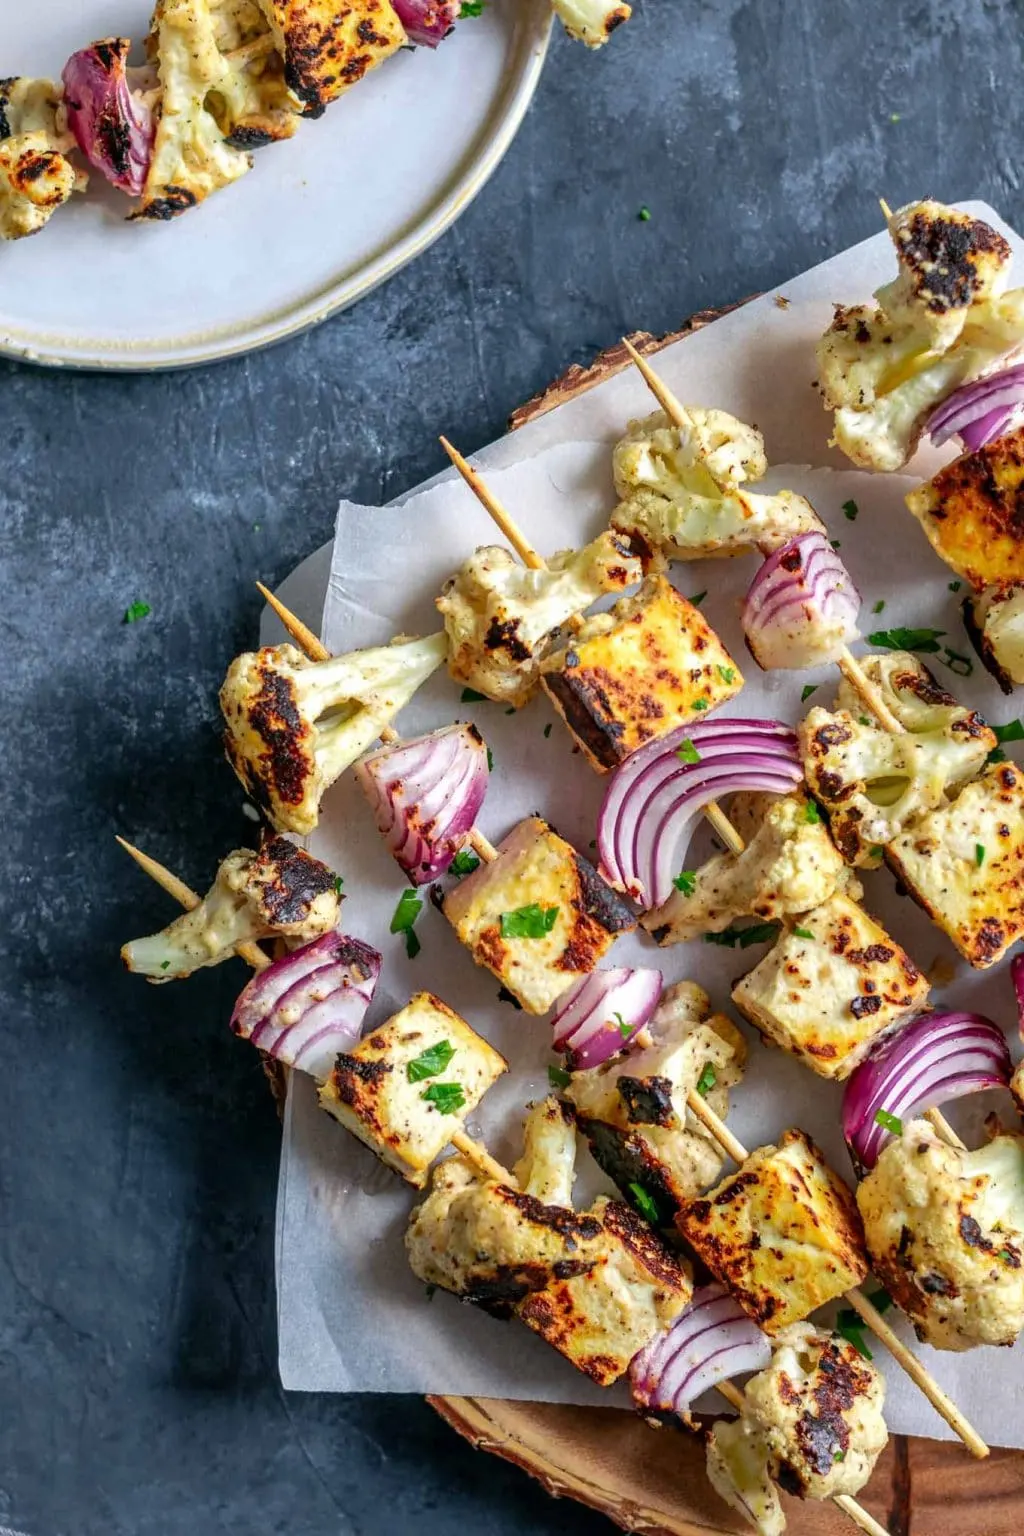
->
left=318, top=992, right=506, bottom=1186
left=731, top=894, right=929, bottom=1080
left=676, top=1130, right=868, bottom=1334
left=886, top=761, right=1024, bottom=968
left=906, top=427, right=1024, bottom=590
left=442, top=816, right=635, bottom=1014
left=540, top=575, right=743, bottom=771
left=257, top=0, right=405, bottom=116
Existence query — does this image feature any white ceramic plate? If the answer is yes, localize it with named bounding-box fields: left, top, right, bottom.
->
left=0, top=0, right=551, bottom=370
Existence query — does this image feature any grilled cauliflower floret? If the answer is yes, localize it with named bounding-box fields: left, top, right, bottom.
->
left=964, top=585, right=1024, bottom=692
left=885, top=761, right=1024, bottom=968
left=857, top=1120, right=1024, bottom=1350
left=437, top=533, right=643, bottom=708
left=800, top=696, right=995, bottom=867
left=876, top=201, right=1012, bottom=350
left=120, top=836, right=341, bottom=980
left=548, top=0, right=631, bottom=47
left=208, top=0, right=297, bottom=146
left=256, top=0, right=405, bottom=117
left=642, top=792, right=848, bottom=945
left=611, top=408, right=822, bottom=561
left=907, top=426, right=1024, bottom=590
left=741, top=1323, right=887, bottom=1501
left=0, top=77, right=82, bottom=241
left=706, top=1416, right=785, bottom=1536
left=540, top=575, right=744, bottom=771
left=677, top=1130, right=868, bottom=1333
left=833, top=649, right=984, bottom=733
left=731, top=892, right=928, bottom=1080
left=514, top=1096, right=578, bottom=1206
left=219, top=634, right=447, bottom=835
left=567, top=981, right=746, bottom=1218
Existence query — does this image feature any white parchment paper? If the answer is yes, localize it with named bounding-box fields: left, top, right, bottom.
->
left=274, top=203, right=1024, bottom=1444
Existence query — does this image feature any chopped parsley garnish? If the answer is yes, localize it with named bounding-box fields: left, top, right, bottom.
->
left=333, top=875, right=345, bottom=895
left=976, top=843, right=986, bottom=867
left=836, top=1315, right=873, bottom=1361
left=801, top=684, right=818, bottom=703
left=868, top=626, right=945, bottom=654
left=830, top=539, right=841, bottom=550
left=872, top=599, right=885, bottom=614
left=834, top=1450, right=846, bottom=1464
left=874, top=1108, right=903, bottom=1136
left=948, top=579, right=962, bottom=593
left=689, top=590, right=707, bottom=606
left=390, top=888, right=424, bottom=958
left=160, top=960, right=171, bottom=971
left=718, top=666, right=736, bottom=684
left=123, top=601, right=151, bottom=624
left=859, top=715, right=872, bottom=726
left=629, top=1182, right=660, bottom=1223
left=449, top=849, right=480, bottom=877
left=486, top=747, right=494, bottom=772
left=424, top=1283, right=436, bottom=1301
left=987, top=721, right=1024, bottom=763
left=421, top=1082, right=466, bottom=1114
left=692, top=699, right=709, bottom=711
left=842, top=499, right=859, bottom=521
left=638, top=205, right=652, bottom=222
left=407, top=1040, right=456, bottom=1082
left=548, top=1063, right=571, bottom=1090
left=614, top=1011, right=633, bottom=1039
left=999, top=1248, right=1016, bottom=1263
left=673, top=870, right=697, bottom=896
left=501, top=903, right=559, bottom=939
left=460, top=1, right=485, bottom=14
left=941, top=646, right=973, bottom=677
left=793, top=927, right=815, bottom=940
left=889, top=111, right=901, bottom=123
left=543, top=723, right=553, bottom=738
left=676, top=738, right=701, bottom=764
left=505, top=707, right=515, bottom=715
left=705, top=920, right=781, bottom=949
left=461, top=687, right=488, bottom=702
left=804, top=800, right=821, bottom=823
left=696, top=1062, right=717, bottom=1098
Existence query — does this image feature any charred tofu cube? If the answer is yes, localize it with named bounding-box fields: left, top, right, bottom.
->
left=906, top=427, right=1024, bottom=590
left=676, top=1130, right=868, bottom=1334
left=256, top=0, right=405, bottom=116
left=517, top=1196, right=692, bottom=1384
left=539, top=575, right=743, bottom=771
left=442, top=816, right=635, bottom=1014
left=318, top=992, right=506, bottom=1186
left=886, top=762, right=1024, bottom=968
left=731, top=893, right=929, bottom=1080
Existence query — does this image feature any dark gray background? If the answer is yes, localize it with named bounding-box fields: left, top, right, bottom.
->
left=1, top=1, right=1021, bottom=1531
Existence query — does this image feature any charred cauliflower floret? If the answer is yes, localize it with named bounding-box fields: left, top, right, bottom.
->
left=907, top=426, right=1024, bottom=591
left=514, top=1096, right=578, bottom=1207
left=219, top=634, right=447, bottom=835
left=706, top=1416, right=785, bottom=1536
left=548, top=0, right=631, bottom=47
left=876, top=200, right=1013, bottom=349
left=567, top=981, right=746, bottom=1219
left=857, top=1120, right=1024, bottom=1350
left=255, top=0, right=405, bottom=118
left=208, top=0, right=297, bottom=147
left=0, top=76, right=82, bottom=240
left=120, top=836, right=341, bottom=980
left=642, top=792, right=848, bottom=945
left=964, top=585, right=1024, bottom=693
left=740, top=1323, right=888, bottom=1502
left=611, top=407, right=823, bottom=562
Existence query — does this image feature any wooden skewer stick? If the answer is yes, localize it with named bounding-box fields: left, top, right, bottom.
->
left=680, top=1090, right=989, bottom=1460
left=115, top=837, right=513, bottom=1185
left=256, top=582, right=498, bottom=863
left=715, top=1380, right=890, bottom=1536
left=879, top=198, right=894, bottom=222
left=438, top=436, right=746, bottom=859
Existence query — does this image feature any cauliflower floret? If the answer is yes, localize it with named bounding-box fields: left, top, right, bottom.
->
left=965, top=585, right=1024, bottom=693
left=641, top=792, right=848, bottom=945
left=741, top=1323, right=888, bottom=1501
left=705, top=1416, right=785, bottom=1536
left=612, top=408, right=822, bottom=561
left=548, top=0, right=631, bottom=45
left=0, top=76, right=82, bottom=241
left=121, top=836, right=341, bottom=980
left=436, top=532, right=643, bottom=707
left=514, top=1096, right=578, bottom=1207
left=876, top=200, right=1012, bottom=350
left=857, top=1120, right=1024, bottom=1350
left=219, top=634, right=448, bottom=834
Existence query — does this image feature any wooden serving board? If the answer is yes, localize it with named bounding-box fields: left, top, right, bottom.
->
left=425, top=315, right=1024, bottom=1536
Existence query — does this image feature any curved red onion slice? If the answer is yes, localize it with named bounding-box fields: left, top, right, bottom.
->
left=391, top=0, right=460, bottom=45
left=551, top=967, right=663, bottom=1069
left=842, top=1009, right=1012, bottom=1170
left=631, top=1284, right=770, bottom=1419
left=62, top=39, right=155, bottom=196
left=355, top=724, right=489, bottom=885
left=1013, top=954, right=1024, bottom=1043
left=231, top=932, right=381, bottom=1082
left=926, top=364, right=1024, bottom=449
left=597, top=719, right=802, bottom=908
left=743, top=532, right=861, bottom=672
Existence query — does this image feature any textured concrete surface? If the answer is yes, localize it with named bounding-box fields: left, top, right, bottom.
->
left=1, top=1, right=1022, bottom=1531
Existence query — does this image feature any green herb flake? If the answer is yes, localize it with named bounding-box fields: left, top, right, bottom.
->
left=629, top=1182, right=660, bottom=1223
left=689, top=590, right=707, bottom=607
left=123, top=601, right=151, bottom=624
left=673, top=870, right=697, bottom=896
left=872, top=599, right=885, bottom=614
left=449, top=849, right=481, bottom=877
left=160, top=960, right=171, bottom=971
left=505, top=706, right=515, bottom=715
left=696, top=1062, right=717, bottom=1098
left=718, top=665, right=736, bottom=684
left=421, top=1081, right=466, bottom=1115
left=548, top=1063, right=572, bottom=1090
left=830, top=539, right=841, bottom=550
left=949, top=580, right=962, bottom=593
left=460, top=1, right=485, bottom=14
left=999, top=1248, right=1016, bottom=1263
left=889, top=111, right=901, bottom=123
left=407, top=1040, right=456, bottom=1082
left=614, top=1011, right=633, bottom=1040
left=252, top=522, right=261, bottom=532
left=705, top=920, right=781, bottom=949
left=868, top=626, right=945, bottom=654
left=804, top=799, right=821, bottom=824
left=859, top=715, right=872, bottom=726
left=461, top=687, right=488, bottom=702
left=390, top=888, right=424, bottom=959
left=692, top=699, right=709, bottom=711
left=874, top=1108, right=903, bottom=1136
left=793, top=927, right=815, bottom=940
left=941, top=646, right=973, bottom=678
left=638, top=206, right=652, bottom=222
left=842, top=499, right=859, bottom=521
left=834, top=1450, right=846, bottom=1464
left=870, top=1288, right=893, bottom=1314
left=676, top=738, right=701, bottom=765
left=975, top=843, right=986, bottom=867
left=333, top=875, right=345, bottom=895
left=995, top=720, right=1024, bottom=745
left=501, top=903, right=559, bottom=939
left=543, top=723, right=553, bottom=738
left=835, top=1314, right=874, bottom=1361
left=424, top=1283, right=436, bottom=1301
left=801, top=684, right=818, bottom=703
left=486, top=747, right=494, bottom=773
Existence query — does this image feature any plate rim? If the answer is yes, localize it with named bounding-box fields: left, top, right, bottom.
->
left=0, top=3, right=552, bottom=374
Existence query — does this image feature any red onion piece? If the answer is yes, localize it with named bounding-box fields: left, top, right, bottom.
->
left=742, top=532, right=861, bottom=671
left=391, top=0, right=460, bottom=45
left=926, top=364, right=1024, bottom=449
left=62, top=39, right=155, bottom=196
left=355, top=724, right=489, bottom=885
left=631, top=1284, right=771, bottom=1419
left=551, top=967, right=663, bottom=1070
left=231, top=932, right=381, bottom=1082
left=597, top=718, right=803, bottom=908
left=1013, top=954, right=1024, bottom=1043
left=842, top=1009, right=1012, bottom=1170
left=958, top=405, right=1016, bottom=453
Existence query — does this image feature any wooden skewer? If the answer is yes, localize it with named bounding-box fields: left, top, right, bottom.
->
left=879, top=198, right=894, bottom=222
left=715, top=1380, right=890, bottom=1536
left=256, top=582, right=498, bottom=862
left=116, top=836, right=513, bottom=1185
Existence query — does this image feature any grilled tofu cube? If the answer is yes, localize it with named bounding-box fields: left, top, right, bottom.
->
left=906, top=427, right=1024, bottom=590
left=539, top=575, right=743, bottom=772
left=442, top=816, right=635, bottom=1014
left=255, top=0, right=405, bottom=117
left=731, top=893, right=929, bottom=1080
left=886, top=761, right=1024, bottom=968
left=318, top=992, right=506, bottom=1186
left=676, top=1130, right=868, bottom=1334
